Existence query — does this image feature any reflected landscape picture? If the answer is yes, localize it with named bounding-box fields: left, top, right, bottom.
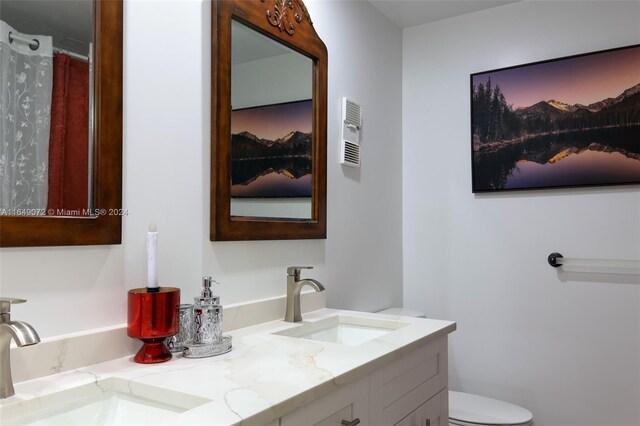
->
left=471, top=45, right=640, bottom=192
left=231, top=100, right=312, bottom=198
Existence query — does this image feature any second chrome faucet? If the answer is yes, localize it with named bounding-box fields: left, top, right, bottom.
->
left=1, top=298, right=40, bottom=399
left=285, top=266, right=325, bottom=323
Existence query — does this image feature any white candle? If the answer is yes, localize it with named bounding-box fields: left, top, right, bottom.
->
left=147, top=223, right=158, bottom=289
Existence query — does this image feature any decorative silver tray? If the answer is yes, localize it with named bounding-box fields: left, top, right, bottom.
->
left=183, top=335, right=232, bottom=358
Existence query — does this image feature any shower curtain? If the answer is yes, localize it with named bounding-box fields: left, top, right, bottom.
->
left=0, top=20, right=53, bottom=213
left=47, top=53, right=90, bottom=213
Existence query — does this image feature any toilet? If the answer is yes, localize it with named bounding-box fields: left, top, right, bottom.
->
left=378, top=308, right=534, bottom=426
left=448, top=391, right=533, bottom=426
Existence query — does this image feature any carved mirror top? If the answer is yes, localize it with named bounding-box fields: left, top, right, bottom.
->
left=262, top=0, right=313, bottom=35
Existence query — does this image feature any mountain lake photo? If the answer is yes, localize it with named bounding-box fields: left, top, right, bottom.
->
left=471, top=45, right=640, bottom=192
left=230, top=100, right=312, bottom=198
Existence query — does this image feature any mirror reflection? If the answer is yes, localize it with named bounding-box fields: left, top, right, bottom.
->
left=230, top=20, right=313, bottom=220
left=0, top=0, right=93, bottom=217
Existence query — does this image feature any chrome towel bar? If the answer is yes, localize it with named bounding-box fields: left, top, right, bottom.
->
left=548, top=252, right=640, bottom=273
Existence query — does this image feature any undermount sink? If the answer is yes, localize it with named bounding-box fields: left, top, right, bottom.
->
left=273, top=315, right=410, bottom=346
left=0, top=377, right=211, bottom=426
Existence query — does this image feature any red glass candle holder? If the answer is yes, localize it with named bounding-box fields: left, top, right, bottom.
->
left=127, top=287, right=180, bottom=364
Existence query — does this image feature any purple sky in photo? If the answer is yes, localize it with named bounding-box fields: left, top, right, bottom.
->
left=231, top=100, right=312, bottom=140
left=473, top=46, right=640, bottom=108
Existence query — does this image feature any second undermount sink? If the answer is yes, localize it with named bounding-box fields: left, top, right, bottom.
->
left=0, top=377, right=211, bottom=426
left=273, top=315, right=410, bottom=346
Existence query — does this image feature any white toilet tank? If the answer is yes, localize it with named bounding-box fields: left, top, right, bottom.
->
left=377, top=307, right=426, bottom=318
left=378, top=307, right=533, bottom=426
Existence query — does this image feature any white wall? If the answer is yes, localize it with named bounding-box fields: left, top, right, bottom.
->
left=308, top=0, right=404, bottom=312
left=204, top=0, right=404, bottom=313
left=402, top=2, right=640, bottom=426
left=0, top=0, right=403, bottom=338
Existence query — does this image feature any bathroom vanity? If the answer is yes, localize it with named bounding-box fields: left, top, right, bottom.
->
left=279, top=329, right=449, bottom=426
left=0, top=307, right=455, bottom=425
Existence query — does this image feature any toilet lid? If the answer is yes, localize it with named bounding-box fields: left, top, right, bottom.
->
left=449, top=391, right=533, bottom=425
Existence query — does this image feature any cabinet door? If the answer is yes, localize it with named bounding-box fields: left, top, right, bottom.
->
left=394, top=389, right=446, bottom=426
left=370, top=336, right=448, bottom=425
left=281, top=376, right=370, bottom=426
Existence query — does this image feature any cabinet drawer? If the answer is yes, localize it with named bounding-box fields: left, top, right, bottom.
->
left=370, top=336, right=447, bottom=426
left=280, top=376, right=370, bottom=426
left=394, top=388, right=447, bottom=426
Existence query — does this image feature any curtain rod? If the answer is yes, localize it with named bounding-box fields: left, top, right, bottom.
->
left=54, top=47, right=89, bottom=62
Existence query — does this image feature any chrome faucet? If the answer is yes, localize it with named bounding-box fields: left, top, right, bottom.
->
left=0, top=298, right=40, bottom=399
left=285, top=266, right=325, bottom=323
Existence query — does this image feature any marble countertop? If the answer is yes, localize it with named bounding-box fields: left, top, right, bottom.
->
left=4, top=309, right=456, bottom=425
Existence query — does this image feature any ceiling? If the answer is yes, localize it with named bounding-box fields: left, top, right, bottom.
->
left=368, top=0, right=521, bottom=28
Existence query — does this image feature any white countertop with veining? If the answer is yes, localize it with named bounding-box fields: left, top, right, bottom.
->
left=2, top=309, right=456, bottom=425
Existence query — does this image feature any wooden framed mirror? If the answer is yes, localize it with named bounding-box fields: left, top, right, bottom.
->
left=211, top=0, right=327, bottom=240
left=0, top=0, right=122, bottom=247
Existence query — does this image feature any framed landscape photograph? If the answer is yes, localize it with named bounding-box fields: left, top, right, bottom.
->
left=471, top=44, right=640, bottom=192
left=230, top=100, right=312, bottom=198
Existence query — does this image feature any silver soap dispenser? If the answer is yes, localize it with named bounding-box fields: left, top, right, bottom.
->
left=183, top=276, right=232, bottom=358
left=193, top=276, right=222, bottom=344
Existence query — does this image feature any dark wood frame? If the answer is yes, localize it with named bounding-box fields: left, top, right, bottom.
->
left=211, top=0, right=327, bottom=241
left=470, top=44, right=640, bottom=193
left=0, top=0, right=123, bottom=247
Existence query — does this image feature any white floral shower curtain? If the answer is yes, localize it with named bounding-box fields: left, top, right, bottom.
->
left=0, top=20, right=53, bottom=213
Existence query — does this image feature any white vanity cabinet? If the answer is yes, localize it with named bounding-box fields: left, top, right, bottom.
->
left=278, top=335, right=448, bottom=426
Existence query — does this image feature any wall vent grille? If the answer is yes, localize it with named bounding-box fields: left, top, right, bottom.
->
left=342, top=140, right=360, bottom=166
left=341, top=97, right=362, bottom=168
left=344, top=99, right=362, bottom=129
